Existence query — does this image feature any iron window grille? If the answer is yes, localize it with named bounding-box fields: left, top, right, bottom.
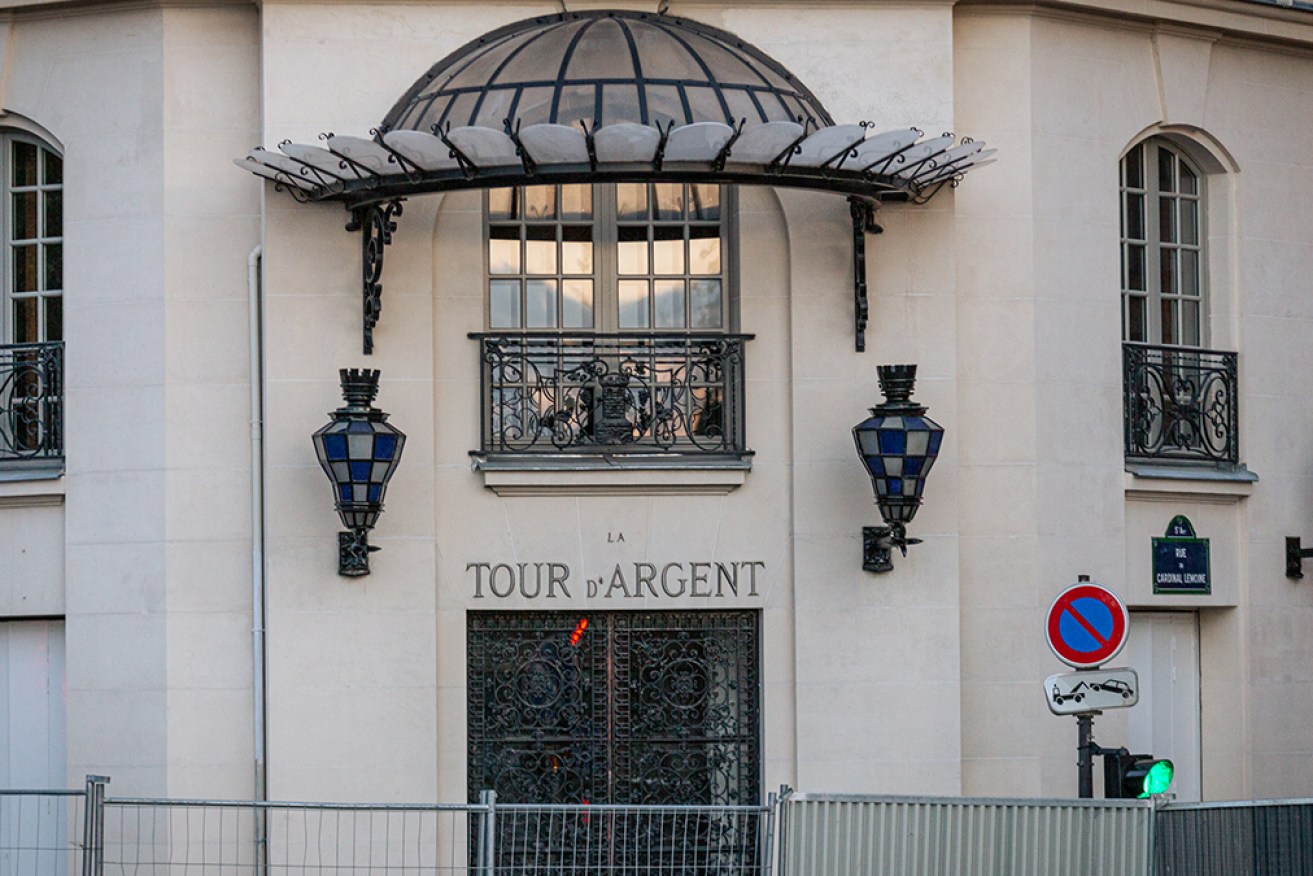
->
left=1123, top=342, right=1238, bottom=465
left=0, top=340, right=62, bottom=461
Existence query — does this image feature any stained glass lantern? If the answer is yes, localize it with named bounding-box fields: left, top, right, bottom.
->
left=852, top=364, right=944, bottom=573
left=312, top=368, right=406, bottom=576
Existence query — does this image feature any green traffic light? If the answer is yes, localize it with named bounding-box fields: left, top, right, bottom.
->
left=1137, top=759, right=1175, bottom=798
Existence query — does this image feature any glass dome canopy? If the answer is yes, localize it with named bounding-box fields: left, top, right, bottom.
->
left=381, top=10, right=836, bottom=133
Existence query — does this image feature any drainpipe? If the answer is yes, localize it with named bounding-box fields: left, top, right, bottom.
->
left=247, top=243, right=268, bottom=813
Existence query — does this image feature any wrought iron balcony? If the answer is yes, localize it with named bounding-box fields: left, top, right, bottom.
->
left=1123, top=342, right=1238, bottom=465
left=0, top=341, right=63, bottom=463
left=472, top=333, right=750, bottom=458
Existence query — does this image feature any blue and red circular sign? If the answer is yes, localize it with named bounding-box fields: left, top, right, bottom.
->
left=1046, top=583, right=1130, bottom=669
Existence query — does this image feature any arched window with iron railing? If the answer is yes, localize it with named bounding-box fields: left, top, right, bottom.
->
left=1, top=131, right=63, bottom=466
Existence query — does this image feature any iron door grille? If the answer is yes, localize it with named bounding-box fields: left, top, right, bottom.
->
left=467, top=610, right=762, bottom=807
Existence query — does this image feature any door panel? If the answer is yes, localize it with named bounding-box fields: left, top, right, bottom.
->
left=1123, top=611, right=1201, bottom=801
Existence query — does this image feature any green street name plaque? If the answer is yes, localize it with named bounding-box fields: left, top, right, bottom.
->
left=1152, top=515, right=1210, bottom=595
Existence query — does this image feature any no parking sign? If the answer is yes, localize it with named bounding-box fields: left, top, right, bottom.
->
left=1046, top=582, right=1129, bottom=669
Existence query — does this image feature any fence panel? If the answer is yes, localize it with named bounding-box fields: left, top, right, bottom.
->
left=491, top=802, right=773, bottom=875
left=0, top=790, right=86, bottom=876
left=1156, top=798, right=1313, bottom=876
left=100, top=800, right=484, bottom=876
left=777, top=793, right=1154, bottom=876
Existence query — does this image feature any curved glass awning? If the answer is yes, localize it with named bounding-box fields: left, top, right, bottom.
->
left=236, top=10, right=993, bottom=207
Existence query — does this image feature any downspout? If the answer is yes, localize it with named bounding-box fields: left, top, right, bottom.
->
left=248, top=243, right=268, bottom=811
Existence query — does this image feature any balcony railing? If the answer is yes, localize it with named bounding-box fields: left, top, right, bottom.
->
left=1123, top=342, right=1237, bottom=465
left=0, top=341, right=63, bottom=463
left=472, top=333, right=750, bottom=457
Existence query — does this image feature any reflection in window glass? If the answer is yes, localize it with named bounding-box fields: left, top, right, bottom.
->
left=490, top=280, right=521, bottom=328
left=562, top=280, right=593, bottom=329
left=619, top=280, right=649, bottom=328
left=653, top=280, right=685, bottom=328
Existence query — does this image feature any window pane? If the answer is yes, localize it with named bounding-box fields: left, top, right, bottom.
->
left=1161, top=249, right=1177, bottom=295
left=1181, top=249, right=1199, bottom=297
left=652, top=226, right=684, bottom=274
left=525, top=226, right=556, bottom=274
left=618, top=226, right=648, bottom=275
left=1124, top=144, right=1143, bottom=189
left=689, top=227, right=721, bottom=275
left=1125, top=193, right=1144, bottom=241
left=489, top=188, right=517, bottom=221
left=619, top=280, right=649, bottom=328
left=1128, top=294, right=1146, bottom=342
left=13, top=245, right=37, bottom=292
left=1182, top=300, right=1199, bottom=346
left=1158, top=147, right=1175, bottom=193
left=689, top=185, right=720, bottom=221
left=562, top=280, right=593, bottom=329
left=560, top=185, right=592, bottom=221
left=523, top=186, right=556, bottom=221
left=12, top=296, right=36, bottom=342
left=45, top=243, right=62, bottom=291
left=690, top=279, right=722, bottom=328
left=44, top=191, right=61, bottom=238
left=653, top=183, right=685, bottom=220
left=1180, top=200, right=1198, bottom=245
left=526, top=279, right=557, bottom=328
left=43, top=150, right=62, bottom=185
left=616, top=184, right=647, bottom=221
left=1180, top=163, right=1198, bottom=195
left=490, top=279, right=521, bottom=328
left=653, top=279, right=685, bottom=328
left=1161, top=299, right=1177, bottom=345
left=488, top=227, right=520, bottom=274
left=12, top=142, right=36, bottom=187
left=13, top=192, right=36, bottom=240
left=1126, top=244, right=1146, bottom=291
left=44, top=295, right=62, bottom=342
left=561, top=225, right=593, bottom=274
left=1159, top=197, right=1176, bottom=243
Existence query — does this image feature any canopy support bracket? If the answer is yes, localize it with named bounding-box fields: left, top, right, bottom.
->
left=346, top=199, right=405, bottom=355
left=850, top=197, right=882, bottom=353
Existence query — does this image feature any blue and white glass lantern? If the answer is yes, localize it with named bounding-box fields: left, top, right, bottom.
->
left=312, top=369, right=406, bottom=576
left=852, top=364, right=943, bottom=572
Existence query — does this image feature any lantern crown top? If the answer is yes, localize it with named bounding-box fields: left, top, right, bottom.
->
left=872, top=364, right=924, bottom=414
left=339, top=368, right=381, bottom=408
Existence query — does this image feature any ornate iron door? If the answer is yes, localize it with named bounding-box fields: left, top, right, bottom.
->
left=467, top=610, right=761, bottom=806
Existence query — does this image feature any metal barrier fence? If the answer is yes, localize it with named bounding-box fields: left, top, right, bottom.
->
left=0, top=778, right=99, bottom=876
left=1155, top=797, right=1313, bottom=876
left=13, top=779, right=1313, bottom=876
left=777, top=792, right=1154, bottom=876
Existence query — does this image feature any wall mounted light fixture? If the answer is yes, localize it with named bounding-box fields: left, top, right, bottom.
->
left=312, top=369, right=406, bottom=576
left=1286, top=537, right=1313, bottom=579
left=852, top=364, right=943, bottom=573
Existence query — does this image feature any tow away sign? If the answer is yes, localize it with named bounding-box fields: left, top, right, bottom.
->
left=1045, top=667, right=1139, bottom=715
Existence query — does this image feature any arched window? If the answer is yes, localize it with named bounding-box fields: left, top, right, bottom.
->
left=1, top=132, right=63, bottom=463
left=1121, top=139, right=1203, bottom=346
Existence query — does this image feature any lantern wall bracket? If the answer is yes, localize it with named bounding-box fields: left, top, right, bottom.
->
left=1285, top=536, right=1313, bottom=579
left=863, top=523, right=921, bottom=574
left=850, top=197, right=882, bottom=353
left=339, top=529, right=380, bottom=577
left=345, top=199, right=405, bottom=355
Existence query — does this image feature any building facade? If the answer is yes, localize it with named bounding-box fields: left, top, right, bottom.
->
left=2, top=0, right=1313, bottom=807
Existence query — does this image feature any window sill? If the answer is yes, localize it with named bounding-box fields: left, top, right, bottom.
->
left=0, top=459, right=65, bottom=506
left=472, top=453, right=752, bottom=496
left=1124, top=460, right=1256, bottom=500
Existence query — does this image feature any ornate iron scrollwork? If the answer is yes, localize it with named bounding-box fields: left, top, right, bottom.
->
left=1123, top=343, right=1238, bottom=464
left=849, top=197, right=881, bottom=353
left=345, top=199, right=404, bottom=355
left=0, top=341, right=63, bottom=461
left=472, top=333, right=751, bottom=456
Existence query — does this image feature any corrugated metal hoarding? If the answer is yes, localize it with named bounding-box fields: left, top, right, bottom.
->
left=1155, top=799, right=1313, bottom=875
left=778, top=793, right=1154, bottom=876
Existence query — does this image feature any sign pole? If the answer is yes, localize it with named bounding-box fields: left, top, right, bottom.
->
left=1077, top=713, right=1094, bottom=798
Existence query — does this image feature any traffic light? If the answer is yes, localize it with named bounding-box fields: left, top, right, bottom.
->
left=1104, top=749, right=1174, bottom=799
